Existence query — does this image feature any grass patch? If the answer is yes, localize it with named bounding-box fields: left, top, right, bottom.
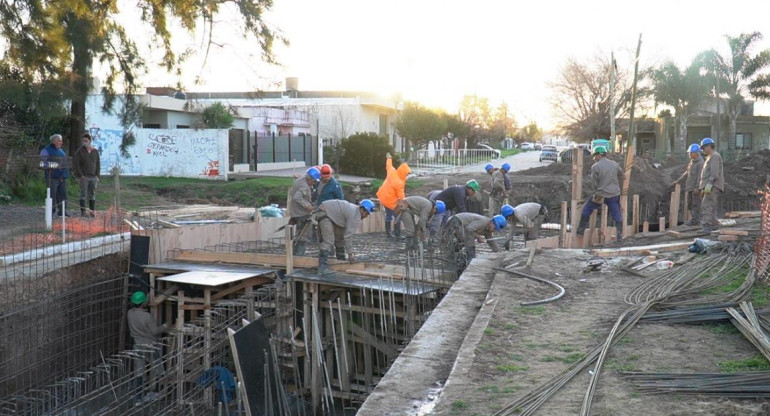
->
left=705, top=323, right=740, bottom=335
left=541, top=353, right=585, bottom=364
left=520, top=306, right=546, bottom=315
left=615, top=336, right=632, bottom=345
left=500, top=149, right=523, bottom=158
left=484, top=328, right=495, bottom=335
left=606, top=359, right=637, bottom=372
left=558, top=343, right=578, bottom=353
left=701, top=266, right=750, bottom=297
left=368, top=178, right=424, bottom=191
left=496, top=364, right=529, bottom=373
left=510, top=354, right=524, bottom=361
left=718, top=356, right=770, bottom=372
left=451, top=400, right=468, bottom=410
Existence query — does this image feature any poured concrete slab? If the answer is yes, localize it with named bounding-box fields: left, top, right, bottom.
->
left=356, top=253, right=505, bottom=416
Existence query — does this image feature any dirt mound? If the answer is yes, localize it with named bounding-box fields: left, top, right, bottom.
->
left=724, top=149, right=770, bottom=199
left=516, top=162, right=573, bottom=176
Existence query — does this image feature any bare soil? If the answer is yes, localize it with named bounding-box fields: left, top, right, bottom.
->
left=433, top=248, right=770, bottom=416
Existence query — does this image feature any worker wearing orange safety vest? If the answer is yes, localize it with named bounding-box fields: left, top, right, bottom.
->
left=376, top=152, right=411, bottom=238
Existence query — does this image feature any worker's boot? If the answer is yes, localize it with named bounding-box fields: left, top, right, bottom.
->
left=394, top=222, right=403, bottom=239
left=576, top=217, right=590, bottom=236
left=294, top=241, right=307, bottom=256
left=88, top=200, right=96, bottom=217
left=616, top=228, right=623, bottom=244
left=385, top=220, right=393, bottom=238
left=405, top=237, right=415, bottom=252
left=318, top=250, right=330, bottom=274
left=79, top=199, right=87, bottom=217
left=335, top=246, right=346, bottom=261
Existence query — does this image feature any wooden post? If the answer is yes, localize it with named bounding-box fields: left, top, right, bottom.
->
left=669, top=184, right=681, bottom=228
left=118, top=273, right=129, bottom=350
left=600, top=205, right=608, bottom=243
left=621, top=143, right=634, bottom=237
left=560, top=201, right=568, bottom=248
left=643, top=221, right=649, bottom=233
left=286, top=224, right=294, bottom=274
left=583, top=210, right=597, bottom=248
left=683, top=191, right=691, bottom=223
left=311, top=284, right=321, bottom=414
left=632, top=194, right=640, bottom=236
left=443, top=178, right=449, bottom=189
left=112, top=166, right=121, bottom=214
left=570, top=148, right=583, bottom=248
left=176, top=289, right=185, bottom=406
left=659, top=217, right=666, bottom=233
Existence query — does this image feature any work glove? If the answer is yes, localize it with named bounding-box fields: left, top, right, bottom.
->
left=386, top=152, right=392, bottom=159
left=703, top=183, right=713, bottom=195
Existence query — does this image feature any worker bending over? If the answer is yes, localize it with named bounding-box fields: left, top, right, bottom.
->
left=672, top=143, right=704, bottom=226
left=396, top=196, right=446, bottom=252
left=428, top=179, right=480, bottom=235
left=444, top=213, right=507, bottom=260
left=489, top=163, right=510, bottom=218
left=577, top=146, right=625, bottom=242
left=289, top=167, right=320, bottom=256
left=376, top=152, right=411, bottom=239
left=697, top=138, right=724, bottom=233
left=501, top=202, right=548, bottom=247
left=314, top=199, right=375, bottom=273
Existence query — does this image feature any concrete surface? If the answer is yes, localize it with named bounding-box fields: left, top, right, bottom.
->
left=356, top=253, right=505, bottom=416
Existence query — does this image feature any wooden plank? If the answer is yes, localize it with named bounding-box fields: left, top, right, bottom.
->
left=583, top=210, right=597, bottom=248
left=720, top=229, right=749, bottom=236
left=525, top=236, right=560, bottom=249
left=659, top=217, right=666, bottom=233
left=211, top=276, right=274, bottom=301
left=560, top=201, right=568, bottom=248
left=150, top=284, right=180, bottom=306
left=724, top=211, right=761, bottom=218
left=669, top=184, right=681, bottom=228
left=569, top=201, right=579, bottom=248
left=347, top=321, right=398, bottom=357
left=600, top=205, right=608, bottom=244
left=666, top=230, right=684, bottom=238
left=570, top=148, right=583, bottom=249
left=632, top=194, right=640, bottom=236
left=718, top=234, right=739, bottom=242
left=174, top=250, right=358, bottom=270
left=621, top=143, right=634, bottom=237
left=123, top=219, right=139, bottom=230
left=642, top=221, right=649, bottom=233
left=683, top=191, right=691, bottom=223
left=157, top=219, right=182, bottom=229
left=526, top=246, right=537, bottom=268
left=591, top=240, right=694, bottom=257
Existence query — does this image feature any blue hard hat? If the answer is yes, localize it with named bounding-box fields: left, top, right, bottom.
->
left=492, top=215, right=507, bottom=231
left=360, top=199, right=375, bottom=214
left=484, top=163, right=494, bottom=172
left=306, top=167, right=321, bottom=181
left=688, top=143, right=701, bottom=153
left=501, top=162, right=511, bottom=171
left=435, top=200, right=446, bottom=214
left=501, top=204, right=514, bottom=218
left=700, top=137, right=715, bottom=147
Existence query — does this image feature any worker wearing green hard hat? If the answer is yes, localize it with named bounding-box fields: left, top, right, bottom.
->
left=130, top=291, right=147, bottom=305
left=127, top=291, right=167, bottom=402
left=577, top=145, right=625, bottom=243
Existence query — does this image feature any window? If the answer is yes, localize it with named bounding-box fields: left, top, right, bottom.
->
left=735, top=133, right=752, bottom=149
left=176, top=124, right=190, bottom=129
left=379, top=114, right=388, bottom=136
left=143, top=123, right=161, bottom=129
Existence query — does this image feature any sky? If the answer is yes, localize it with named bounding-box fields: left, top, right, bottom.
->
left=139, top=0, right=770, bottom=131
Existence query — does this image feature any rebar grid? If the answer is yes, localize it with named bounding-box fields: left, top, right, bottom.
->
left=755, top=185, right=770, bottom=280
left=1, top=292, right=274, bottom=416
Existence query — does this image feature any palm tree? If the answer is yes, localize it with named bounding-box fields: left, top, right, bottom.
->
left=697, top=32, right=770, bottom=149
left=651, top=60, right=709, bottom=152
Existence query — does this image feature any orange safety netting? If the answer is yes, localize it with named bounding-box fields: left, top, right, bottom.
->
left=0, top=206, right=127, bottom=256
left=756, top=185, right=770, bottom=280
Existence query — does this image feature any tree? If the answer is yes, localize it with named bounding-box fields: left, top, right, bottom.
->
left=338, top=132, right=396, bottom=179
left=457, top=94, right=492, bottom=147
left=0, top=0, right=283, bottom=155
left=651, top=60, right=709, bottom=152
left=201, top=102, right=235, bottom=129
left=395, top=102, right=446, bottom=150
left=488, top=102, right=517, bottom=146
left=550, top=54, right=647, bottom=142
left=519, top=122, right=543, bottom=143
left=696, top=32, right=770, bottom=148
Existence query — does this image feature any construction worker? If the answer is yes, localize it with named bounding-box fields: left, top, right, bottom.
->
left=489, top=162, right=509, bottom=217
left=428, top=179, right=480, bottom=235
left=315, top=164, right=344, bottom=207
left=672, top=143, right=705, bottom=226
left=443, top=213, right=507, bottom=260
left=289, top=167, right=320, bottom=256
left=577, top=146, right=625, bottom=242
left=501, top=202, right=549, bottom=246
left=314, top=199, right=375, bottom=273
left=376, top=152, right=411, bottom=239
left=698, top=138, right=724, bottom=232
left=127, top=291, right=166, bottom=402
left=396, top=196, right=446, bottom=251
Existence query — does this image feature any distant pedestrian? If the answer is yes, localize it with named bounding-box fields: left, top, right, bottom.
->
left=698, top=138, right=724, bottom=233
left=289, top=167, right=320, bottom=256
left=672, top=143, right=704, bottom=226
left=376, top=152, right=411, bottom=239
left=72, top=133, right=101, bottom=217
left=576, top=146, right=625, bottom=242
left=40, top=134, right=70, bottom=217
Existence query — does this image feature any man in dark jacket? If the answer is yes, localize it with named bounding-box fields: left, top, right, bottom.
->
left=672, top=143, right=704, bottom=226
left=428, top=180, right=479, bottom=235
left=40, top=134, right=70, bottom=216
left=72, top=133, right=101, bottom=217
left=315, top=164, right=343, bottom=207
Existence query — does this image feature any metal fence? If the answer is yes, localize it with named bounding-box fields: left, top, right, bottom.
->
left=253, top=133, right=318, bottom=166
left=410, top=148, right=502, bottom=173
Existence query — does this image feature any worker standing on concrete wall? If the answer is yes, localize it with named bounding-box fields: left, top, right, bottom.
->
left=489, top=163, right=509, bottom=218
left=315, top=164, right=344, bottom=207
left=397, top=196, right=446, bottom=252
left=501, top=202, right=549, bottom=246
left=672, top=143, right=705, bottom=226
left=428, top=180, right=480, bottom=236
left=698, top=138, right=725, bottom=233
left=443, top=212, right=507, bottom=260
left=72, top=133, right=101, bottom=218
left=576, top=146, right=625, bottom=242
left=289, top=167, right=321, bottom=256
left=484, top=164, right=498, bottom=215
left=315, top=199, right=374, bottom=273
left=127, top=291, right=166, bottom=403
left=376, top=152, right=411, bottom=239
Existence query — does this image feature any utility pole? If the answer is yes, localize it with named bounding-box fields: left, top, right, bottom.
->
left=715, top=76, right=721, bottom=149
left=609, top=51, right=616, bottom=152
left=626, top=33, right=643, bottom=157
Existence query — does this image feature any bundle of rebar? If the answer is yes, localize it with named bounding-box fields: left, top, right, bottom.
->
left=623, top=371, right=770, bottom=397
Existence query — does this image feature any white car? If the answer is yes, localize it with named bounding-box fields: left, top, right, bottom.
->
left=475, top=144, right=501, bottom=158
left=520, top=142, right=534, bottom=150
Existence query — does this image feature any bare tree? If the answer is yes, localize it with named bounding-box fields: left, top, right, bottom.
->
left=320, top=105, right=358, bottom=141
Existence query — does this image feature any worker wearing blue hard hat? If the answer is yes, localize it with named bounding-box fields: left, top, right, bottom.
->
left=395, top=196, right=446, bottom=252
left=500, top=202, right=549, bottom=248
left=314, top=199, right=374, bottom=273
left=288, top=167, right=321, bottom=255
left=488, top=162, right=509, bottom=218
left=443, top=212, right=507, bottom=262
left=697, top=138, right=724, bottom=233
left=672, top=143, right=705, bottom=226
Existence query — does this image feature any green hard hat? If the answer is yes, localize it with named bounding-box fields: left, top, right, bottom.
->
left=131, top=291, right=147, bottom=305
left=592, top=146, right=607, bottom=155
left=466, top=179, right=480, bottom=192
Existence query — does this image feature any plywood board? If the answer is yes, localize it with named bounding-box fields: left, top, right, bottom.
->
left=525, top=236, right=560, bottom=249
left=157, top=271, right=261, bottom=287
left=590, top=240, right=694, bottom=257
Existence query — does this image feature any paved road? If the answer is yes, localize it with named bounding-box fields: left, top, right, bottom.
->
left=454, top=150, right=555, bottom=174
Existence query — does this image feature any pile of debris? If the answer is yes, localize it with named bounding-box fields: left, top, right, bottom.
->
left=724, top=149, right=770, bottom=200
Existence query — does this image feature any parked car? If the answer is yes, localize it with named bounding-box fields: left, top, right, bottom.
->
left=520, top=142, right=534, bottom=150
left=474, top=143, right=501, bottom=159
left=534, top=142, right=543, bottom=151
left=539, top=145, right=558, bottom=162
left=558, top=147, right=591, bottom=163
